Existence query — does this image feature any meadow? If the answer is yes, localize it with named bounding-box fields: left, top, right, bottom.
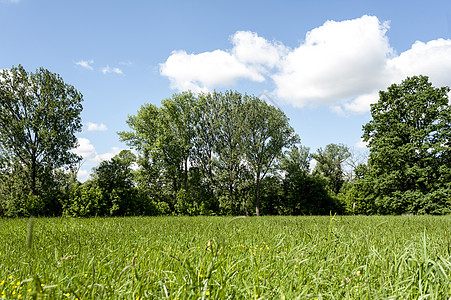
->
left=1, top=216, right=451, bottom=299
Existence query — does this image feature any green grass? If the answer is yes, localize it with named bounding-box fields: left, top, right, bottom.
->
left=1, top=215, right=451, bottom=299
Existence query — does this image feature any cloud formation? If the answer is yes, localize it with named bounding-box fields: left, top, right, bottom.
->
left=86, top=121, right=107, bottom=132
left=101, top=65, right=123, bottom=75
left=160, top=31, right=286, bottom=93
left=160, top=15, right=451, bottom=115
left=75, top=59, right=94, bottom=71
left=273, top=16, right=393, bottom=108
left=72, top=137, right=121, bottom=164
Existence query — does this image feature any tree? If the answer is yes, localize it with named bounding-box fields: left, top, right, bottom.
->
left=208, top=91, right=250, bottom=214
left=120, top=91, right=299, bottom=216
left=243, top=97, right=299, bottom=216
left=274, top=145, right=343, bottom=215
left=312, top=143, right=351, bottom=195
left=362, top=75, right=451, bottom=214
left=91, top=150, right=139, bottom=216
left=0, top=65, right=83, bottom=214
left=119, top=92, right=197, bottom=210
left=280, top=145, right=311, bottom=180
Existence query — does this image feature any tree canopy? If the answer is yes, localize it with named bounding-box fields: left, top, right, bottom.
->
left=1, top=67, right=449, bottom=217
left=362, top=75, right=451, bottom=214
left=119, top=91, right=299, bottom=216
left=0, top=65, right=83, bottom=215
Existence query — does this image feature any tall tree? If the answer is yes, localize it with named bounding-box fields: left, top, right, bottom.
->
left=0, top=65, right=83, bottom=204
left=312, top=143, right=351, bottom=195
left=160, top=92, right=196, bottom=192
left=362, top=75, right=451, bottom=214
left=243, top=97, right=299, bottom=216
left=279, top=149, right=341, bottom=215
left=280, top=145, right=311, bottom=180
left=211, top=91, right=249, bottom=213
left=119, top=92, right=196, bottom=205
left=91, top=150, right=137, bottom=216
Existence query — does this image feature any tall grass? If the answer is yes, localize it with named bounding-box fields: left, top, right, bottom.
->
left=1, top=215, right=451, bottom=299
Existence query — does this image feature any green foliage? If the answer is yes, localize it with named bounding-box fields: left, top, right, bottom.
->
left=312, top=143, right=351, bottom=195
left=61, top=150, right=160, bottom=217
left=0, top=65, right=83, bottom=216
left=119, top=91, right=301, bottom=216
left=242, top=96, right=299, bottom=216
left=362, top=75, right=451, bottom=214
left=63, top=181, right=105, bottom=217
left=259, top=146, right=344, bottom=215
left=9, top=72, right=451, bottom=217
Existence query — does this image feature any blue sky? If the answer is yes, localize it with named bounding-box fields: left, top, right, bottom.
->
left=1, top=0, right=451, bottom=181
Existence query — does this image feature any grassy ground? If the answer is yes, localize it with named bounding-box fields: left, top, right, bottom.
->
left=1, top=215, right=451, bottom=299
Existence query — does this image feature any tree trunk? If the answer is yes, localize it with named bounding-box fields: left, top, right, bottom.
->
left=30, top=156, right=37, bottom=196
left=184, top=158, right=188, bottom=192
left=255, top=175, right=261, bottom=216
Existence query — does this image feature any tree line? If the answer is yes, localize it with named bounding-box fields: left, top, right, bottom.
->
left=0, top=66, right=450, bottom=217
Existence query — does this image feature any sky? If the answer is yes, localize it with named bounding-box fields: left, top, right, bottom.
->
left=1, top=0, right=451, bottom=181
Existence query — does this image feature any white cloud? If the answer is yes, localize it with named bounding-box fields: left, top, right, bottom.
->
left=86, top=121, right=107, bottom=132
left=231, top=31, right=288, bottom=70
left=75, top=59, right=94, bottom=71
left=76, top=169, right=89, bottom=182
left=72, top=138, right=123, bottom=182
left=72, top=137, right=122, bottom=164
left=332, top=92, right=380, bottom=116
left=160, top=31, right=286, bottom=92
left=119, top=61, right=133, bottom=66
left=355, top=138, right=369, bottom=149
left=101, top=65, right=124, bottom=75
left=160, top=15, right=451, bottom=115
left=387, top=39, right=451, bottom=87
left=97, top=147, right=121, bottom=162
left=273, top=15, right=393, bottom=109
left=73, top=137, right=97, bottom=162
left=160, top=50, right=263, bottom=93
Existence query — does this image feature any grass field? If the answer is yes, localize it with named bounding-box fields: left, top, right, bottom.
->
left=1, top=215, right=451, bottom=299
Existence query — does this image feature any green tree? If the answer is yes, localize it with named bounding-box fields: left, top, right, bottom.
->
left=362, top=75, right=451, bottom=214
left=275, top=145, right=343, bottom=215
left=280, top=145, right=311, bottom=180
left=0, top=65, right=83, bottom=215
left=120, top=91, right=299, bottom=216
left=91, top=150, right=139, bottom=216
left=312, top=143, right=351, bottom=195
left=210, top=91, right=250, bottom=214
left=243, top=97, right=299, bottom=216
left=119, top=92, right=197, bottom=210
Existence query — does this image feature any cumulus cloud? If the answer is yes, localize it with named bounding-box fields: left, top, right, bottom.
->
left=387, top=39, right=451, bottom=87
left=160, top=50, right=263, bottom=93
left=72, top=138, right=121, bottom=164
left=86, top=121, right=107, bottom=132
left=160, top=31, right=286, bottom=92
left=75, top=59, right=94, bottom=71
left=101, top=65, right=123, bottom=75
left=160, top=15, right=451, bottom=115
left=231, top=31, right=288, bottom=70
left=273, top=15, right=393, bottom=109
